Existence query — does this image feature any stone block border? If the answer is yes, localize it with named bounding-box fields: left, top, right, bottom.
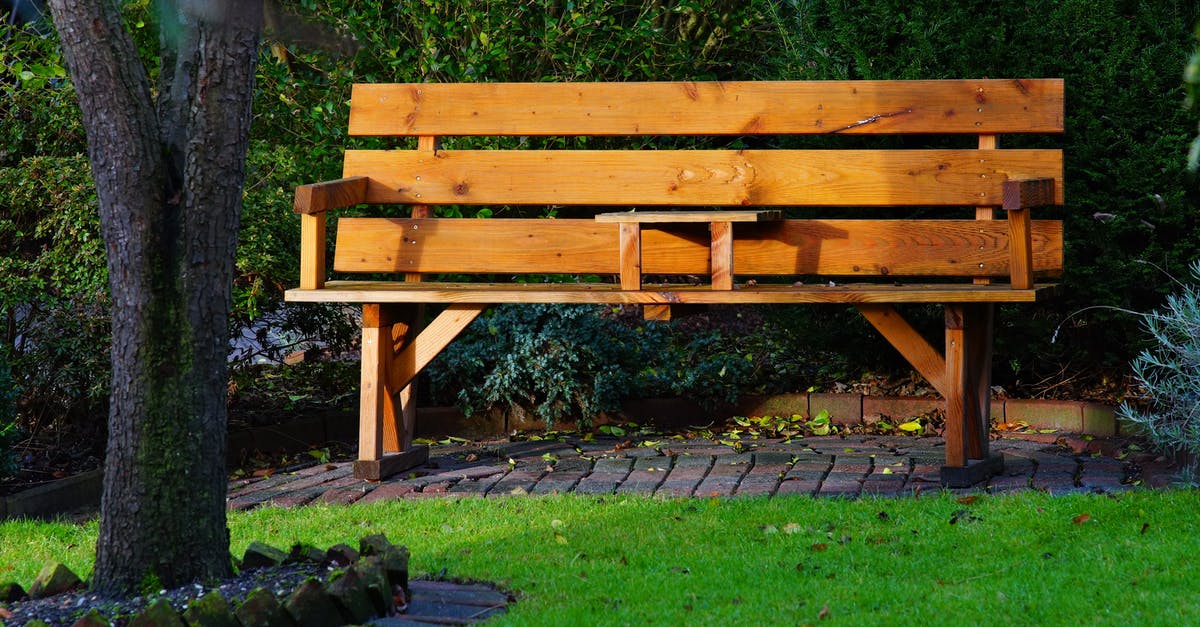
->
left=0, top=535, right=512, bottom=626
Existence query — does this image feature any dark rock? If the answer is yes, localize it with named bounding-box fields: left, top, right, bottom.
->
left=323, top=543, right=359, bottom=568
left=0, top=581, right=25, bottom=602
left=235, top=588, right=297, bottom=627
left=69, top=609, right=111, bottom=626
left=326, top=568, right=377, bottom=623
left=354, top=556, right=395, bottom=616
left=241, top=542, right=288, bottom=571
left=128, top=598, right=186, bottom=627
left=181, top=590, right=239, bottom=627
left=285, top=544, right=326, bottom=565
left=28, top=563, right=83, bottom=599
left=282, top=578, right=343, bottom=627
left=358, top=534, right=409, bottom=592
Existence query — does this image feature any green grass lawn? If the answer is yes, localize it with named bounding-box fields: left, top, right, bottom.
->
left=4, top=491, right=1199, bottom=625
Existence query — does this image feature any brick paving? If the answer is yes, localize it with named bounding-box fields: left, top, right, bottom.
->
left=227, top=433, right=1166, bottom=511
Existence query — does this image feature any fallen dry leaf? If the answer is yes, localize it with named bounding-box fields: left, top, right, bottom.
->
left=810, top=543, right=829, bottom=552
left=818, top=605, right=831, bottom=620
left=956, top=495, right=979, bottom=505
left=1073, top=513, right=1092, bottom=525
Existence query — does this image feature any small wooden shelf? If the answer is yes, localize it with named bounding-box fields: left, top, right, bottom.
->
left=595, top=211, right=782, bottom=299
left=594, top=210, right=782, bottom=223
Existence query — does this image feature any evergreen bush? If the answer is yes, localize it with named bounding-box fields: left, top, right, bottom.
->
left=0, top=347, right=20, bottom=481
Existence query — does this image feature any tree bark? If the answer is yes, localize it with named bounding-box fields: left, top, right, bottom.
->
left=47, top=0, right=262, bottom=594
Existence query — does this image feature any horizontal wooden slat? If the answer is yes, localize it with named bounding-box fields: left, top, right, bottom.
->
left=344, top=149, right=1063, bottom=207
left=595, top=210, right=781, bottom=223
left=287, top=281, right=1061, bottom=305
left=333, top=218, right=1062, bottom=278
left=349, top=80, right=1064, bottom=136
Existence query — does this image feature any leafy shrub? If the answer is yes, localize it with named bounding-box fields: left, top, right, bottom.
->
left=0, top=347, right=20, bottom=481
left=428, top=305, right=654, bottom=426
left=0, top=156, right=110, bottom=420
left=427, top=305, right=811, bottom=427
left=1117, top=260, right=1200, bottom=479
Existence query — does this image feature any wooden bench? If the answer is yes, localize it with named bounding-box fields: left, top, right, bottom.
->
left=286, top=80, right=1065, bottom=487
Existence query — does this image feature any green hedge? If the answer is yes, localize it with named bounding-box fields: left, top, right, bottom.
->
left=3, top=1, right=1199, bottom=425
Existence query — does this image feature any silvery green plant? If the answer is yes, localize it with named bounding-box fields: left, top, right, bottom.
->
left=1118, top=259, right=1200, bottom=480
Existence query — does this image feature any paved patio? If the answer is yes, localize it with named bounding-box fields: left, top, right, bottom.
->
left=226, top=433, right=1170, bottom=510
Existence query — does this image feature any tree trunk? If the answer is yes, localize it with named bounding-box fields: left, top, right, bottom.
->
left=47, top=0, right=262, bottom=594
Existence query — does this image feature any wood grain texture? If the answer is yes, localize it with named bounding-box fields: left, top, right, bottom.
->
left=944, top=305, right=968, bottom=467
left=294, top=176, right=368, bottom=214
left=1007, top=208, right=1034, bottom=289
left=386, top=304, right=486, bottom=393
left=332, top=218, right=1063, bottom=278
left=595, top=210, right=781, bottom=223
left=974, top=135, right=998, bottom=285
left=619, top=222, right=642, bottom=290
left=857, top=304, right=947, bottom=397
left=287, top=281, right=1061, bottom=304
left=299, top=213, right=325, bottom=290
left=343, top=149, right=1064, bottom=207
left=349, top=80, right=1064, bottom=136
left=963, top=303, right=994, bottom=460
left=1002, top=177, right=1057, bottom=210
left=711, top=221, right=734, bottom=290
left=358, top=304, right=389, bottom=461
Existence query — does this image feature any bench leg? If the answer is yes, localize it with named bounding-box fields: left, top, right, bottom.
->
left=941, top=304, right=1002, bottom=487
left=355, top=304, right=429, bottom=481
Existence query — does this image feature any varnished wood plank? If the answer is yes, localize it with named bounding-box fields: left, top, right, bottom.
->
left=294, top=176, right=368, bottom=214
left=387, top=304, right=487, bottom=393
left=856, top=304, right=948, bottom=397
left=299, top=213, right=326, bottom=290
left=619, top=223, right=642, bottom=290
left=595, top=210, right=782, bottom=223
left=343, top=149, right=1064, bottom=207
left=963, top=304, right=994, bottom=460
left=1002, top=178, right=1056, bottom=210
left=974, top=135, right=998, bottom=286
left=353, top=446, right=430, bottom=481
left=349, top=80, right=1064, bottom=136
left=1007, top=209, right=1034, bottom=289
left=359, top=304, right=389, bottom=462
left=944, top=306, right=968, bottom=468
left=332, top=218, right=1064, bottom=278
left=287, top=281, right=1061, bottom=305
left=643, top=305, right=672, bottom=321
left=711, top=221, right=734, bottom=290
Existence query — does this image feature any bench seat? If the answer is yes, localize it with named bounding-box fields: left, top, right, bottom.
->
left=287, top=281, right=1060, bottom=305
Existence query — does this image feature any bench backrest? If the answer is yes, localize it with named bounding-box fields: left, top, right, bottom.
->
left=328, top=80, right=1064, bottom=282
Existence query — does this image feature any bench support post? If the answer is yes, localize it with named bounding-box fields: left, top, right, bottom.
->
left=354, top=303, right=487, bottom=481
left=857, top=304, right=1001, bottom=486
left=940, top=303, right=1002, bottom=487
left=356, top=304, right=429, bottom=481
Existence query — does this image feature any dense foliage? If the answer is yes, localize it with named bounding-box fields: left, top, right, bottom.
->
left=0, top=346, right=18, bottom=480
left=2, top=0, right=1199, bottom=428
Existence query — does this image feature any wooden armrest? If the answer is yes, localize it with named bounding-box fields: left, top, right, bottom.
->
left=1002, top=178, right=1055, bottom=211
left=1002, top=178, right=1055, bottom=290
left=294, top=176, right=369, bottom=214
